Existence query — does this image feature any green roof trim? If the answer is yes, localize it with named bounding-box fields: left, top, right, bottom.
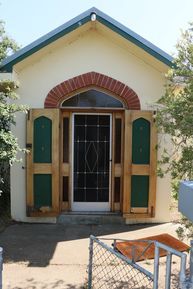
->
left=97, top=14, right=173, bottom=67
left=0, top=7, right=173, bottom=72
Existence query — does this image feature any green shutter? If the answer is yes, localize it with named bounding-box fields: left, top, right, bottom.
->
left=131, top=175, right=149, bottom=207
left=34, top=174, right=52, bottom=208
left=123, top=111, right=157, bottom=217
left=26, top=109, right=60, bottom=216
left=132, top=118, right=150, bottom=164
left=33, top=116, right=52, bottom=163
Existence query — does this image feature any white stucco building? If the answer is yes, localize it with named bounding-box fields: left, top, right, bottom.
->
left=0, top=8, right=172, bottom=224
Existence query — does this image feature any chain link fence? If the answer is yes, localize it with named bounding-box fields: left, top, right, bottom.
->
left=88, top=235, right=188, bottom=289
left=88, top=236, right=153, bottom=289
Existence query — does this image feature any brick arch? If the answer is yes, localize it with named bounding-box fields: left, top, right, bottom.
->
left=44, top=72, right=140, bottom=109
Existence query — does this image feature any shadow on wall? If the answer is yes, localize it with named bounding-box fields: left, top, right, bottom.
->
left=0, top=222, right=160, bottom=267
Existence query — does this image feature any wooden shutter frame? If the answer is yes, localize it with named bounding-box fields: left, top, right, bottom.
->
left=123, top=110, right=157, bottom=218
left=26, top=109, right=60, bottom=217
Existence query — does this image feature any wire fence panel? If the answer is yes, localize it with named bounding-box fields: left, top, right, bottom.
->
left=88, top=235, right=190, bottom=289
left=88, top=236, right=153, bottom=289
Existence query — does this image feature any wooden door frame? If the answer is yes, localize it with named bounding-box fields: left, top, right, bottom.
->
left=60, top=108, right=124, bottom=213
left=26, top=108, right=156, bottom=218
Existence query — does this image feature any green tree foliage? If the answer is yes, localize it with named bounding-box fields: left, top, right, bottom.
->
left=0, top=80, right=27, bottom=165
left=0, top=21, right=27, bottom=201
left=0, top=20, right=18, bottom=61
left=156, top=23, right=193, bottom=238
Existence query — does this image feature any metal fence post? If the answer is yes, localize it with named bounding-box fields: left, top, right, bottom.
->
left=0, top=247, right=3, bottom=289
left=165, top=252, right=172, bottom=289
left=190, top=240, right=193, bottom=284
left=179, top=239, right=193, bottom=289
left=153, top=244, right=159, bottom=289
left=88, top=236, right=94, bottom=289
left=186, top=240, right=193, bottom=289
left=179, top=254, right=188, bottom=289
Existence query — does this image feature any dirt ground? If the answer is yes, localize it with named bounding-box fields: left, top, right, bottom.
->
left=170, top=199, right=181, bottom=223
left=0, top=202, right=190, bottom=289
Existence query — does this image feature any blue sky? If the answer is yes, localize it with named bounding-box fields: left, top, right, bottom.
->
left=0, top=0, right=193, bottom=55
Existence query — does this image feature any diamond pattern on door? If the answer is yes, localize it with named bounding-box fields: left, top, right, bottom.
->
left=85, top=141, right=98, bottom=173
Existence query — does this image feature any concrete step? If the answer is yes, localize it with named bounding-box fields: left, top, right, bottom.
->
left=57, top=212, right=125, bottom=225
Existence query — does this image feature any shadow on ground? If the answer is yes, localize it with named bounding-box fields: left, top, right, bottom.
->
left=0, top=222, right=160, bottom=267
left=11, top=279, right=85, bottom=289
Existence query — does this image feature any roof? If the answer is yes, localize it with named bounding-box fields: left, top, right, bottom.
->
left=0, top=7, right=173, bottom=72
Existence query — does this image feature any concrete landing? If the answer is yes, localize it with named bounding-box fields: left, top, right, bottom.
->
left=57, top=212, right=125, bottom=225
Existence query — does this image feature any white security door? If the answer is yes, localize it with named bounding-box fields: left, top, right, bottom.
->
left=72, top=114, right=111, bottom=211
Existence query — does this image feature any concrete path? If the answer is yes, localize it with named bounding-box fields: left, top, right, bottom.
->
left=0, top=222, right=179, bottom=289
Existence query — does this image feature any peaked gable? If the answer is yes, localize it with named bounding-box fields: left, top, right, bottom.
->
left=0, top=7, right=173, bottom=72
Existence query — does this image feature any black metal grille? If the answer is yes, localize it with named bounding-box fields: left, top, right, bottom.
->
left=74, top=115, right=110, bottom=202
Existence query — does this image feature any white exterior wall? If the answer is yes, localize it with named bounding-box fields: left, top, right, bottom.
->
left=9, top=27, right=170, bottom=223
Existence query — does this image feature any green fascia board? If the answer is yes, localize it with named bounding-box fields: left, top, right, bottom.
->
left=0, top=7, right=173, bottom=72
left=0, top=10, right=92, bottom=72
left=96, top=13, right=173, bottom=67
